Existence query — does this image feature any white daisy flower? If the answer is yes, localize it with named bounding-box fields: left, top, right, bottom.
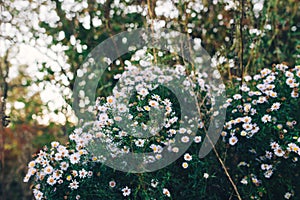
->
left=88, top=171, right=93, bottom=177
left=121, top=186, right=131, bottom=196
left=257, top=84, right=266, bottom=92
left=79, top=169, right=88, bottom=179
left=98, top=105, right=107, bottom=112
left=264, top=170, right=273, bottom=178
left=47, top=176, right=56, bottom=186
left=52, top=169, right=62, bottom=179
left=149, top=100, right=159, bottom=108
left=143, top=105, right=151, bottom=111
left=221, top=131, right=228, bottom=137
left=265, top=151, right=273, bottom=159
left=54, top=153, right=63, bottom=161
left=261, top=114, right=271, bottom=123
left=256, top=98, right=264, bottom=105
left=285, top=71, right=294, bottom=78
left=266, top=84, right=275, bottom=90
left=69, top=133, right=78, bottom=141
left=99, top=113, right=109, bottom=122
left=271, top=102, right=281, bottom=111
left=265, top=75, right=276, bottom=83
left=233, top=94, right=242, bottom=100
left=240, top=131, right=247, bottom=137
left=44, top=165, right=53, bottom=175
left=150, top=144, right=162, bottom=153
left=229, top=136, right=238, bottom=145
left=253, top=74, right=261, bottom=80
left=274, top=147, right=284, bottom=157
left=60, top=161, right=69, bottom=171
left=152, top=94, right=161, bottom=101
left=114, top=116, right=122, bottom=121
left=51, top=141, right=59, bottom=148
left=169, top=129, right=176, bottom=135
left=270, top=142, right=279, bottom=150
left=151, top=179, right=159, bottom=188
left=23, top=174, right=31, bottom=182
left=72, top=170, right=78, bottom=177
left=179, top=128, right=186, bottom=134
left=69, top=180, right=79, bottom=190
left=242, top=116, right=252, bottom=123
left=269, top=91, right=277, bottom=98
left=33, top=190, right=44, bottom=200
left=109, top=180, right=116, bottom=188
left=240, top=84, right=250, bottom=92
left=244, top=75, right=252, bottom=81
left=134, top=139, right=145, bottom=147
left=203, top=173, right=209, bottom=179
left=260, top=68, right=271, bottom=77
left=288, top=143, right=299, bottom=153
left=106, top=96, right=115, bottom=104
left=291, top=91, right=299, bottom=98
left=137, top=88, right=149, bottom=97
left=261, top=164, right=272, bottom=170
left=240, top=177, right=248, bottom=185
left=284, top=192, right=292, bottom=199
left=70, top=153, right=81, bottom=164
left=163, top=188, right=171, bottom=197
left=183, top=153, right=192, bottom=161
left=172, top=147, right=179, bottom=153
left=155, top=154, right=162, bottom=160
left=234, top=117, right=243, bottom=124
left=117, top=104, right=128, bottom=113
left=242, top=123, right=253, bottom=131
left=181, top=136, right=190, bottom=143
left=194, top=136, right=202, bottom=143
left=28, top=161, right=36, bottom=168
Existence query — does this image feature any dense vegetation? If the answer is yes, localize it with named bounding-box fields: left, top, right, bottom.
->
left=0, top=0, right=299, bottom=199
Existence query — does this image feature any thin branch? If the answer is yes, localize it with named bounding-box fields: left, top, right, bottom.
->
left=205, top=132, right=242, bottom=200
left=239, top=0, right=245, bottom=106
left=192, top=89, right=242, bottom=200
left=240, top=0, right=245, bottom=82
left=147, top=0, right=157, bottom=65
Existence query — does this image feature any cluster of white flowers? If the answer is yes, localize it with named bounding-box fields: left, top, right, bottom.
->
left=24, top=64, right=300, bottom=199
left=224, top=64, right=300, bottom=145
left=23, top=141, right=93, bottom=200
left=223, top=64, right=300, bottom=198
left=24, top=44, right=214, bottom=197
left=75, top=52, right=210, bottom=167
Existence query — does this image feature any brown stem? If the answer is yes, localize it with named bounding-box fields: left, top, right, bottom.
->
left=192, top=91, right=242, bottom=200
left=239, top=0, right=245, bottom=93
left=205, top=133, right=242, bottom=200
left=147, top=0, right=157, bottom=65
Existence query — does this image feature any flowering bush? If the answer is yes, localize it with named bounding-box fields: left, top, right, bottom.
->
left=1, top=0, right=298, bottom=198
left=24, top=63, right=300, bottom=199
left=221, top=64, right=300, bottom=199
left=24, top=47, right=217, bottom=199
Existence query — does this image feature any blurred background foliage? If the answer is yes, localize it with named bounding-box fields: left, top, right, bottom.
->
left=0, top=0, right=299, bottom=199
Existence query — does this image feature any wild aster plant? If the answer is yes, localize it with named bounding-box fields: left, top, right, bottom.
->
left=24, top=63, right=300, bottom=199
left=24, top=51, right=212, bottom=199
left=222, top=64, right=300, bottom=199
